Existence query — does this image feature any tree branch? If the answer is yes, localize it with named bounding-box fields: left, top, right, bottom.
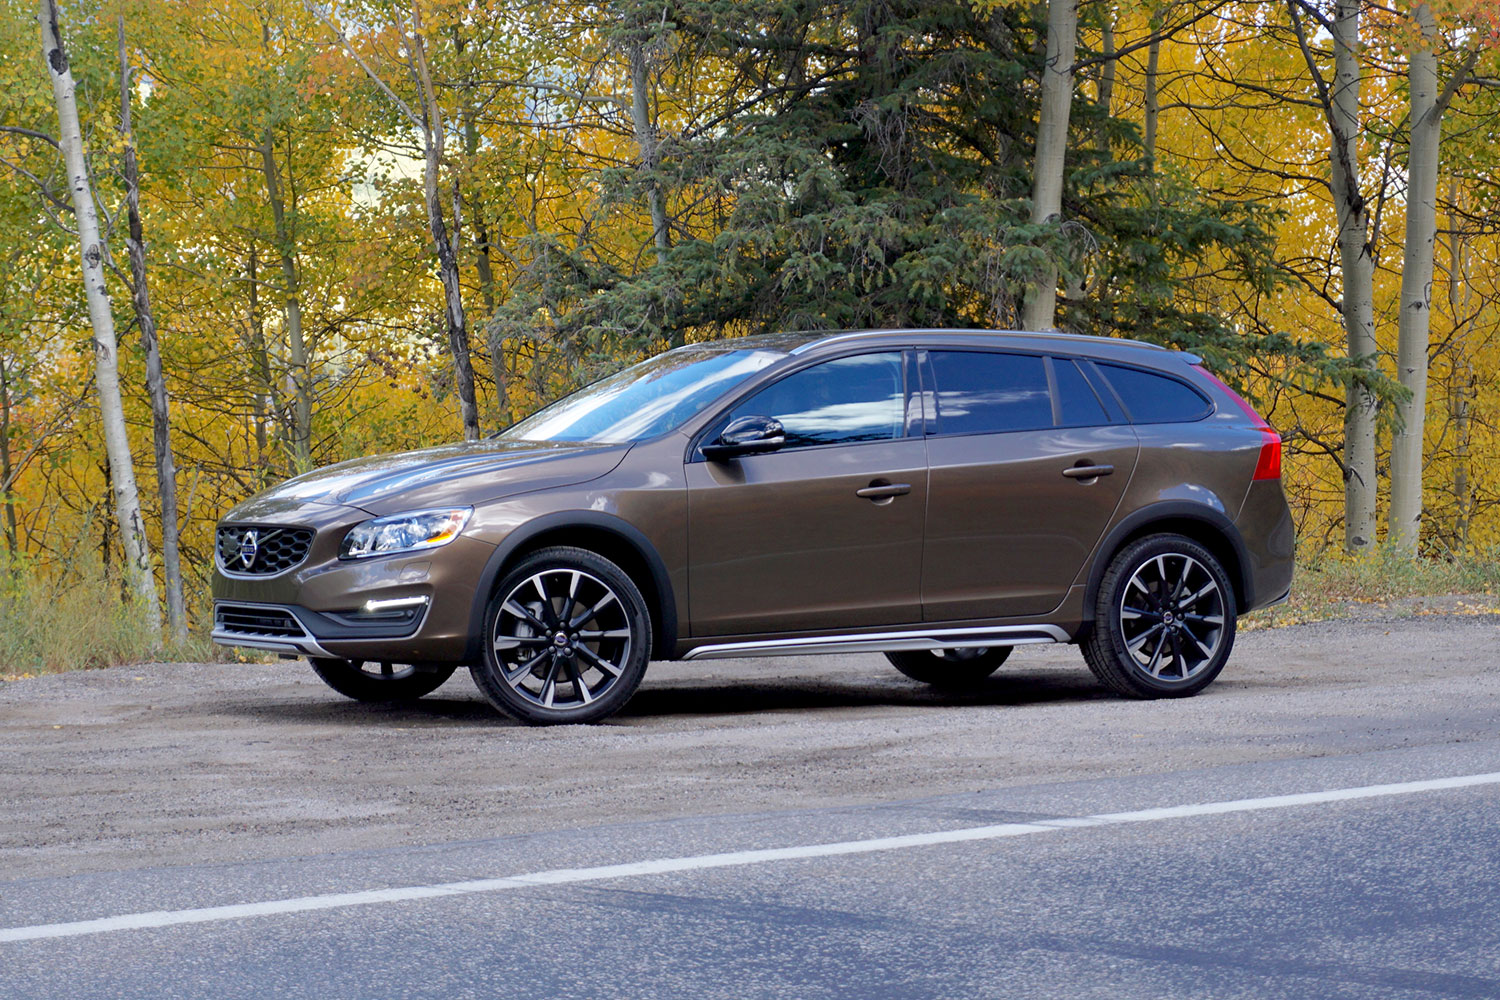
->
left=305, top=3, right=425, bottom=130
left=0, top=125, right=61, bottom=149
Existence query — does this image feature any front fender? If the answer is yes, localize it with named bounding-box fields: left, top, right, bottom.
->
left=462, top=510, right=680, bottom=662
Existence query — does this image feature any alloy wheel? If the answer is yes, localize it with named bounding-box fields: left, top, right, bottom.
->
left=491, top=568, right=633, bottom=711
left=1117, top=552, right=1227, bottom=684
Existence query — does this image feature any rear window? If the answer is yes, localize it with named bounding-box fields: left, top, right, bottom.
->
left=928, top=352, right=1052, bottom=435
left=1096, top=363, right=1212, bottom=424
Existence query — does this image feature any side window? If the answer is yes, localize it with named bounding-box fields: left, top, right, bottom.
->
left=725, top=352, right=905, bottom=449
left=928, top=351, right=1051, bottom=435
left=1053, top=358, right=1110, bottom=427
left=1097, top=363, right=1212, bottom=424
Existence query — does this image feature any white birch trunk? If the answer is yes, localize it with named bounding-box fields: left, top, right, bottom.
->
left=258, top=134, right=313, bottom=471
left=1445, top=184, right=1473, bottom=550
left=119, top=16, right=184, bottom=642
left=1328, top=0, right=1378, bottom=550
left=1388, top=2, right=1442, bottom=555
left=0, top=357, right=16, bottom=554
left=38, top=0, right=160, bottom=633
left=629, top=42, right=669, bottom=270
left=1143, top=35, right=1161, bottom=166
left=1021, top=0, right=1077, bottom=332
left=410, top=2, right=480, bottom=442
left=314, top=2, right=480, bottom=440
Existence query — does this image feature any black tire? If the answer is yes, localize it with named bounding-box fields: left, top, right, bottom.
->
left=1082, top=533, right=1236, bottom=698
left=309, top=658, right=456, bottom=703
left=884, top=647, right=1012, bottom=688
left=472, top=546, right=652, bottom=725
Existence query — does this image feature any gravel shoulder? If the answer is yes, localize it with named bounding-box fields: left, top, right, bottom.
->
left=2, top=612, right=1497, bottom=882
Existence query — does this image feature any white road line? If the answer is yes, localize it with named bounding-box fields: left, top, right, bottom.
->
left=3, top=770, right=1497, bottom=944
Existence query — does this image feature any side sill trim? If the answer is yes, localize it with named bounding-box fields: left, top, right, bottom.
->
left=680, top=624, right=1071, bottom=661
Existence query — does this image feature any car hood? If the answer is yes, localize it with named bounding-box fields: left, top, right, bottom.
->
left=226, top=440, right=631, bottom=520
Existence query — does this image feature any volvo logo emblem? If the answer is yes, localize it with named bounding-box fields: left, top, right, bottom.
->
left=238, top=530, right=259, bottom=569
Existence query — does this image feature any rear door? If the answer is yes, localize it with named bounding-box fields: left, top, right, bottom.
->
left=686, top=351, right=928, bottom=636
left=919, top=350, right=1138, bottom=621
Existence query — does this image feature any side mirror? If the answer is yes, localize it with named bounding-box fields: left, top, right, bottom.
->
left=702, top=415, right=786, bottom=460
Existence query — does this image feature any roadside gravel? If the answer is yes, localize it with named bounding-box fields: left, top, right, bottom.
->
left=1, top=612, right=1496, bottom=882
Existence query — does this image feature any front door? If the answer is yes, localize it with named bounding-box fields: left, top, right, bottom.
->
left=919, top=350, right=1139, bottom=621
left=686, top=351, right=927, bottom=637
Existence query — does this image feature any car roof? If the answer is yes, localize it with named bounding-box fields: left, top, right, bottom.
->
left=688, top=328, right=1198, bottom=366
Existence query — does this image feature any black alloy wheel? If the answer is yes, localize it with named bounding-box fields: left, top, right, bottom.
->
left=884, top=647, right=1012, bottom=688
left=473, top=546, right=652, bottom=725
left=1082, top=533, right=1236, bottom=698
left=309, top=658, right=456, bottom=702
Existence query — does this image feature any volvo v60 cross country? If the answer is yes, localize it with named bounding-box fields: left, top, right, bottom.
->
left=212, top=329, right=1294, bottom=724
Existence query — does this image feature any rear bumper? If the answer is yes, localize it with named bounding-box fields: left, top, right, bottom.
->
left=1236, top=480, right=1295, bottom=611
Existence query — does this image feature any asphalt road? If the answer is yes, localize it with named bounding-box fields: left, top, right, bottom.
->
left=2, top=611, right=1498, bottom=997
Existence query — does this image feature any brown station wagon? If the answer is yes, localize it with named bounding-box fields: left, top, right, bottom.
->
left=212, top=329, right=1294, bottom=724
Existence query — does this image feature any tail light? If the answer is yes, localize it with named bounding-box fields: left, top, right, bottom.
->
left=1251, top=430, right=1282, bottom=480
left=1194, top=365, right=1282, bottom=481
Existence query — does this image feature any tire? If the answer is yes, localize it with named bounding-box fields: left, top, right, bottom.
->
left=309, top=658, right=456, bottom=703
left=471, top=546, right=652, bottom=725
left=1081, top=533, right=1236, bottom=698
left=885, top=647, right=1012, bottom=688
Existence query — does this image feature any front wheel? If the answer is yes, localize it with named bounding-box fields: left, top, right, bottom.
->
left=309, top=658, right=456, bottom=703
left=885, top=647, right=1011, bottom=688
left=1081, top=533, right=1236, bottom=698
left=472, top=546, right=652, bottom=725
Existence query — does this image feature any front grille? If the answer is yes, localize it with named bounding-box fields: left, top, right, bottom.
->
left=214, top=603, right=305, bottom=638
left=216, top=525, right=314, bottom=575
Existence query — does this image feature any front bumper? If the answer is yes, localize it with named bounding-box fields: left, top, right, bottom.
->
left=212, top=597, right=432, bottom=659
left=210, top=503, right=496, bottom=663
left=212, top=602, right=340, bottom=658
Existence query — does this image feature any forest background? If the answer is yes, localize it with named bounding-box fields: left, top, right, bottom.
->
left=1, top=0, right=1498, bottom=668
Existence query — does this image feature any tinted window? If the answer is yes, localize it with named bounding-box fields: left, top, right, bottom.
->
left=728, top=352, right=905, bottom=448
left=1053, top=358, right=1110, bottom=427
left=1098, top=363, right=1212, bottom=424
left=929, top=352, right=1051, bottom=435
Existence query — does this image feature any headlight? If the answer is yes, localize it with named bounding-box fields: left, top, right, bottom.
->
left=339, top=507, right=472, bottom=560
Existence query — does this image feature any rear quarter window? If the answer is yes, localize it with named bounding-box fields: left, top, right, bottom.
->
left=1052, top=358, right=1110, bottom=427
left=1097, top=363, right=1212, bottom=424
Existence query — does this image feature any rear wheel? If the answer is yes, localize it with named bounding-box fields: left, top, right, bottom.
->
left=472, top=546, right=652, bottom=725
left=309, top=658, right=456, bottom=703
left=884, top=647, right=1011, bottom=689
left=1082, top=533, right=1236, bottom=698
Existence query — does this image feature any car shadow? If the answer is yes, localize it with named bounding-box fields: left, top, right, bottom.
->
left=209, top=666, right=1114, bottom=728
left=616, top=668, right=1113, bottom=719
left=208, top=695, right=512, bottom=727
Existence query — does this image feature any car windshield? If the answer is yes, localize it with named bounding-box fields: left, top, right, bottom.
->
left=497, top=346, right=785, bottom=444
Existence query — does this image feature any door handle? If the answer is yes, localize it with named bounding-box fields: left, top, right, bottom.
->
left=856, top=482, right=912, bottom=500
left=1062, top=464, right=1114, bottom=479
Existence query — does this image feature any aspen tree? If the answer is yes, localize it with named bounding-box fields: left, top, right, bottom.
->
left=37, top=0, right=160, bottom=633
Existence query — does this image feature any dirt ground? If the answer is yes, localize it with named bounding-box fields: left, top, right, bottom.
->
left=2, top=609, right=1497, bottom=882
